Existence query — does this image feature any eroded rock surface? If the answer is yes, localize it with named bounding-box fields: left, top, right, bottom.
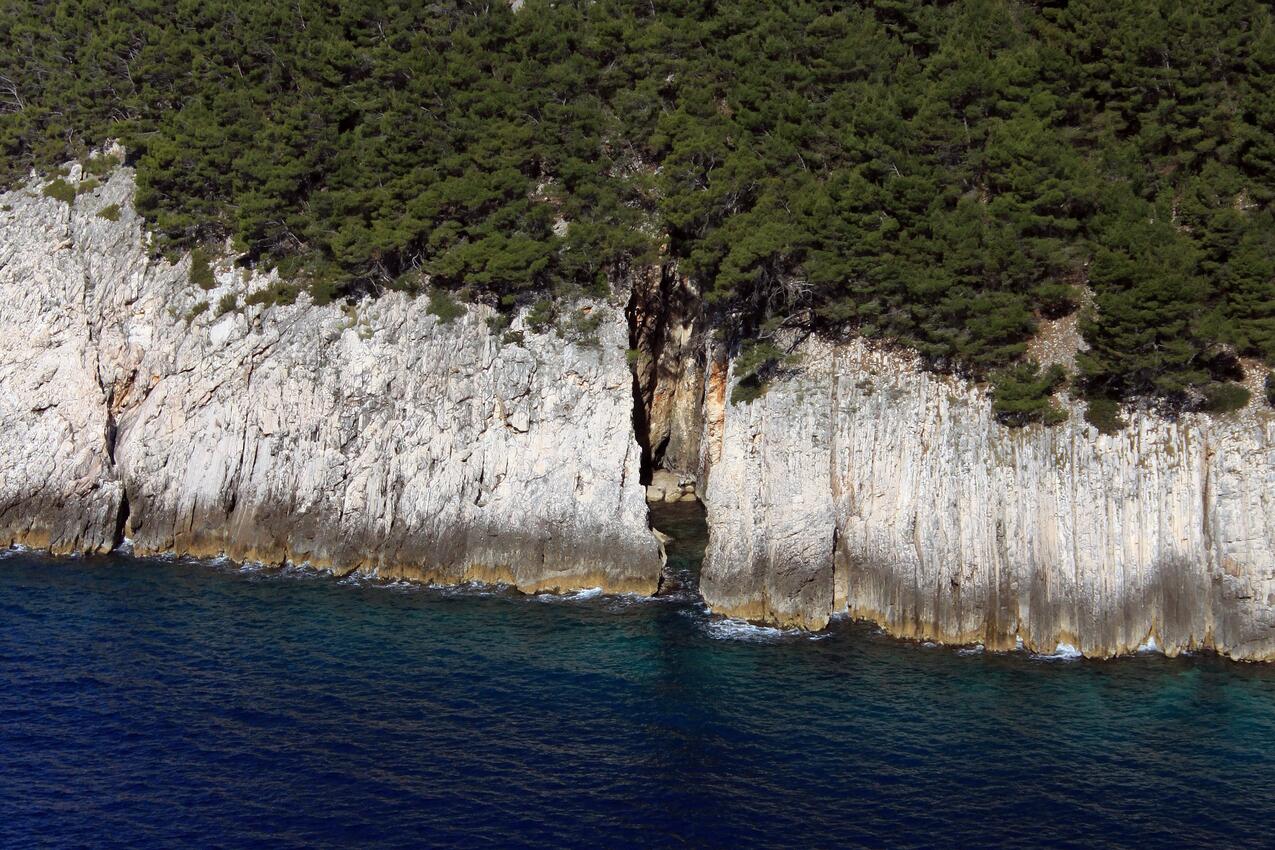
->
left=6, top=166, right=1275, bottom=660
left=701, top=336, right=1275, bottom=659
left=0, top=169, right=662, bottom=593
left=627, top=264, right=704, bottom=480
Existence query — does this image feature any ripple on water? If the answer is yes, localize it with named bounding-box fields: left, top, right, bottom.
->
left=2, top=549, right=1275, bottom=849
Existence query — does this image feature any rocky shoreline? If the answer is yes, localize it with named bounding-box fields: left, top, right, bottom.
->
left=3, top=167, right=1274, bottom=659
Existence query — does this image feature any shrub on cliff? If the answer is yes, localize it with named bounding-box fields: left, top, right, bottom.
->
left=189, top=249, right=215, bottom=291
left=991, top=362, right=1068, bottom=427
left=386, top=269, right=425, bottom=296
left=1084, top=398, right=1125, bottom=436
left=1200, top=382, right=1251, bottom=415
left=559, top=307, right=604, bottom=347
left=82, top=152, right=120, bottom=178
left=184, top=301, right=209, bottom=324
left=729, top=340, right=786, bottom=405
left=245, top=280, right=301, bottom=308
left=41, top=179, right=76, bottom=205
left=427, top=289, right=465, bottom=324
left=729, top=378, right=766, bottom=406
left=526, top=299, right=555, bottom=334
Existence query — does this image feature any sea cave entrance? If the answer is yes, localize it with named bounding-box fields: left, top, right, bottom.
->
left=648, top=497, right=707, bottom=598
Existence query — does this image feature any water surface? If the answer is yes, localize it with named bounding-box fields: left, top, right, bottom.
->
left=2, top=506, right=1273, bottom=848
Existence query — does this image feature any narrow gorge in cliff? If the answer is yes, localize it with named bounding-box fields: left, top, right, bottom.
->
left=622, top=249, right=1275, bottom=661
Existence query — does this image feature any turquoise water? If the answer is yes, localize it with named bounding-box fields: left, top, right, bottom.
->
left=3, top=505, right=1274, bottom=848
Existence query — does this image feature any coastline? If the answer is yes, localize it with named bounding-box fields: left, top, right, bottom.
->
left=3, top=166, right=1274, bottom=660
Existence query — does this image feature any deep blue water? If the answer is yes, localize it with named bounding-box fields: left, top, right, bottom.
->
left=4, top=505, right=1275, bottom=848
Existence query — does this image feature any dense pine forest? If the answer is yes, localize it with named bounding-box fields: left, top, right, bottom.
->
left=2, top=0, right=1274, bottom=423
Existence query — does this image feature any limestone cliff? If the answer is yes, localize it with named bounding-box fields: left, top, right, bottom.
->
left=698, top=336, right=1275, bottom=660
left=0, top=167, right=663, bottom=593
left=5, top=166, right=1275, bottom=661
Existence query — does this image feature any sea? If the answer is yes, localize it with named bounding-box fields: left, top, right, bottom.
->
left=3, top=502, right=1274, bottom=848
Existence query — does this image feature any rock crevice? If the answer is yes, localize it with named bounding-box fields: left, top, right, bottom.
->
left=626, top=262, right=705, bottom=486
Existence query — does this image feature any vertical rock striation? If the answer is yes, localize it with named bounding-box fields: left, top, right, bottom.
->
left=5, top=166, right=1275, bottom=660
left=0, top=168, right=663, bottom=593
left=700, top=336, right=1275, bottom=659
left=0, top=166, right=123, bottom=553
left=698, top=343, right=837, bottom=628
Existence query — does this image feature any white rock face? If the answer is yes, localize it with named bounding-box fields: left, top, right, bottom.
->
left=701, top=337, right=1275, bottom=660
left=0, top=166, right=123, bottom=552
left=6, top=167, right=1275, bottom=660
left=0, top=169, right=663, bottom=594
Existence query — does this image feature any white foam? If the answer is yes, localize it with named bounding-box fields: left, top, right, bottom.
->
left=1056, top=642, right=1083, bottom=658
left=428, top=579, right=510, bottom=598
left=1034, top=642, right=1084, bottom=661
left=335, top=571, right=433, bottom=593
left=601, top=591, right=658, bottom=612
left=703, top=616, right=789, bottom=642
left=532, top=586, right=608, bottom=603
left=1137, top=635, right=1161, bottom=654
left=957, top=644, right=985, bottom=656
left=697, top=613, right=828, bottom=642
left=277, top=562, right=326, bottom=578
